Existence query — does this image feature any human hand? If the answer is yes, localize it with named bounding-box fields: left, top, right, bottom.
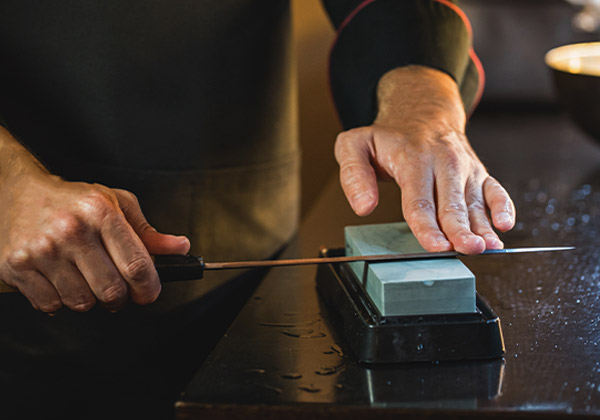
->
left=334, top=66, right=515, bottom=255
left=0, top=147, right=190, bottom=313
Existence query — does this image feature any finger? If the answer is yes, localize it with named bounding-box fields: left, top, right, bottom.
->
left=114, top=189, right=190, bottom=255
left=465, top=179, right=504, bottom=250
left=99, top=211, right=161, bottom=306
left=8, top=270, right=62, bottom=314
left=436, top=170, right=486, bottom=255
left=334, top=129, right=379, bottom=216
left=74, top=242, right=130, bottom=311
left=37, top=261, right=97, bottom=312
left=483, top=177, right=516, bottom=232
left=398, top=168, right=452, bottom=252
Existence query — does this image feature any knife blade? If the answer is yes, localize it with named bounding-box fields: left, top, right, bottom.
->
left=154, top=246, right=575, bottom=283
left=0, top=246, right=575, bottom=293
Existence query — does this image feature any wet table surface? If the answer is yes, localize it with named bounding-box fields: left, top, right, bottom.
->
left=176, top=110, right=600, bottom=419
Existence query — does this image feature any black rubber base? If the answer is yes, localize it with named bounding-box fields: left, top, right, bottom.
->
left=316, top=248, right=505, bottom=364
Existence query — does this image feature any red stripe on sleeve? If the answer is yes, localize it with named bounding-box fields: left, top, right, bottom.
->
left=337, top=0, right=378, bottom=35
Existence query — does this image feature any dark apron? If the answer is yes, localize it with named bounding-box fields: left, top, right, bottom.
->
left=0, top=1, right=300, bottom=418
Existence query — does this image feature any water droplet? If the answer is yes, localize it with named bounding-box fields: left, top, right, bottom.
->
left=416, top=343, right=424, bottom=351
left=255, top=383, right=282, bottom=394
left=246, top=368, right=266, bottom=374
left=259, top=318, right=320, bottom=328
left=316, top=366, right=341, bottom=376
left=281, top=373, right=302, bottom=380
left=331, top=344, right=344, bottom=357
left=281, top=328, right=326, bottom=339
left=299, top=384, right=321, bottom=393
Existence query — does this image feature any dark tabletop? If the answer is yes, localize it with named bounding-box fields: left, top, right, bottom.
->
left=175, top=109, right=600, bottom=419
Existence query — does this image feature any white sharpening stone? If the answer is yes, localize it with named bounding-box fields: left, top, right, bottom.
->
left=345, top=222, right=476, bottom=316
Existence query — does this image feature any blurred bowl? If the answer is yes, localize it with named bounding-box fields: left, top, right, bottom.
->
left=545, top=42, right=600, bottom=142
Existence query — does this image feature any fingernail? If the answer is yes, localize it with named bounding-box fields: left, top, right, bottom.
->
left=434, top=235, right=452, bottom=249
left=458, top=233, right=485, bottom=254
left=495, top=212, right=513, bottom=225
left=352, top=193, right=375, bottom=214
left=484, top=234, right=504, bottom=249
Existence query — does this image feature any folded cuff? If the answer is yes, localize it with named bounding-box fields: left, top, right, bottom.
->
left=329, top=0, right=481, bottom=129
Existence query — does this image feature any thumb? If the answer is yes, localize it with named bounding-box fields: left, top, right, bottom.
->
left=114, top=189, right=191, bottom=255
left=334, top=129, right=379, bottom=216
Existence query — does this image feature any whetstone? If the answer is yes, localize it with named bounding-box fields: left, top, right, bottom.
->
left=345, top=222, right=476, bottom=316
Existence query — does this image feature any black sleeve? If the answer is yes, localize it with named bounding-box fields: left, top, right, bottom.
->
left=322, top=0, right=482, bottom=130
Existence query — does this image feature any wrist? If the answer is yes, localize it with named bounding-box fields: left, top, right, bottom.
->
left=375, top=65, right=466, bottom=132
left=0, top=126, right=49, bottom=184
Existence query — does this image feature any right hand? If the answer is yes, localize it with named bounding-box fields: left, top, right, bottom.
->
left=0, top=171, right=190, bottom=313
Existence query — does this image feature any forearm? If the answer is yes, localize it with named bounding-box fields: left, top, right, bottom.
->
left=0, top=126, right=48, bottom=186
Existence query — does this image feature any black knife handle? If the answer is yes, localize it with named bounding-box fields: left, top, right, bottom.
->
left=154, top=254, right=205, bottom=282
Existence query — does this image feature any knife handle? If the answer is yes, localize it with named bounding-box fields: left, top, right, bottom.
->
left=154, top=254, right=205, bottom=282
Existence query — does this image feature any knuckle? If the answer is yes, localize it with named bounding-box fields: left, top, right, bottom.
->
left=441, top=150, right=461, bottom=172
left=340, top=162, right=367, bottom=185
left=441, top=202, right=466, bottom=214
left=334, top=128, right=370, bottom=156
left=6, top=249, right=32, bottom=270
left=77, top=189, right=116, bottom=220
left=51, top=213, right=87, bottom=240
left=119, top=189, right=138, bottom=204
left=123, top=256, right=152, bottom=282
left=31, top=236, right=59, bottom=259
left=439, top=202, right=469, bottom=225
left=99, top=282, right=128, bottom=305
left=467, top=200, right=486, bottom=213
left=404, top=198, right=435, bottom=221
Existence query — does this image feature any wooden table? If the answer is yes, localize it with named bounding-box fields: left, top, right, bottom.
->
left=175, top=109, right=600, bottom=419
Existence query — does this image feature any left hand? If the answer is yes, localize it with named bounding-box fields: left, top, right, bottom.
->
left=334, top=66, right=515, bottom=255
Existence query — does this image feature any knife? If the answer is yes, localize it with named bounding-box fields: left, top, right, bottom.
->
left=153, top=246, right=575, bottom=283
left=0, top=246, right=574, bottom=293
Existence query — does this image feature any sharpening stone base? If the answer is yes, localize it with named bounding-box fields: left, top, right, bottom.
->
left=315, top=248, right=505, bottom=364
left=345, top=222, right=476, bottom=316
